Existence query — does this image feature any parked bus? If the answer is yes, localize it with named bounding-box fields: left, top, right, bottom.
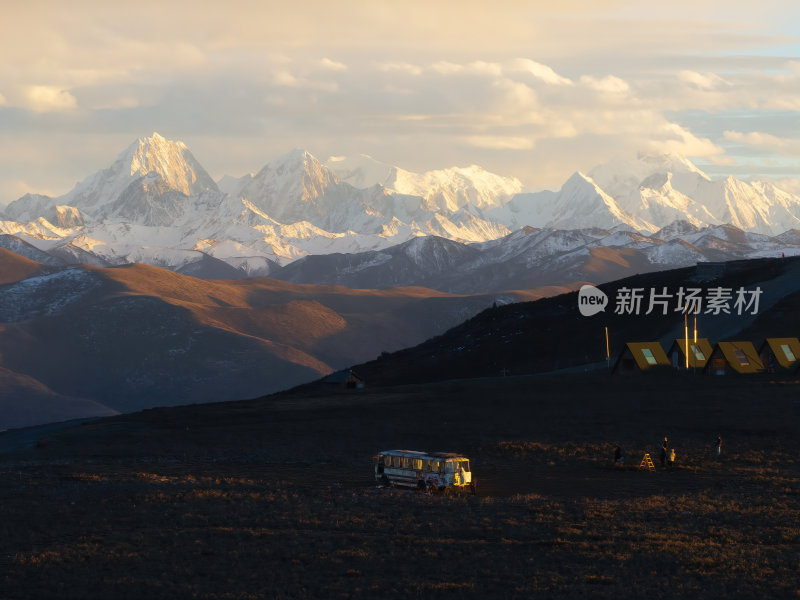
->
left=374, top=449, right=475, bottom=494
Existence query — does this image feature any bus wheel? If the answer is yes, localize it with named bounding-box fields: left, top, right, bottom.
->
left=416, top=481, right=426, bottom=493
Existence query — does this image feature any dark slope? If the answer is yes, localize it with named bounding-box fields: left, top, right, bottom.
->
left=350, top=256, right=800, bottom=387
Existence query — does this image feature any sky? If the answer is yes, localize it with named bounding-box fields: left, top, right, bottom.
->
left=1, top=0, right=800, bottom=204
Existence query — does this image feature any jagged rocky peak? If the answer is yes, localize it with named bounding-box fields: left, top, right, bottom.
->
left=587, top=152, right=711, bottom=201
left=3, top=193, right=54, bottom=222
left=260, top=149, right=332, bottom=182
left=242, top=149, right=340, bottom=210
left=121, top=132, right=219, bottom=196
left=52, top=205, right=84, bottom=228
left=651, top=219, right=701, bottom=240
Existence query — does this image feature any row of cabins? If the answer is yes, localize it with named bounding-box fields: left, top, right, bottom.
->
left=614, top=338, right=800, bottom=376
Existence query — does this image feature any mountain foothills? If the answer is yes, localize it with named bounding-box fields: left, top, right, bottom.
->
left=3, top=133, right=800, bottom=288
left=0, top=250, right=547, bottom=431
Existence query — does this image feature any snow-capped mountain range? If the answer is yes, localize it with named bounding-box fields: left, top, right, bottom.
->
left=2, top=132, right=800, bottom=283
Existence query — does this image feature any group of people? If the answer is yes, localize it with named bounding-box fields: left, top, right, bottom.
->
left=613, top=435, right=723, bottom=469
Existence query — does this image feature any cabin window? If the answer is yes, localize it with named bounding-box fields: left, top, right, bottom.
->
left=733, top=349, right=750, bottom=365
left=689, top=344, right=705, bottom=360
left=460, top=461, right=470, bottom=472
left=781, top=344, right=796, bottom=362
left=641, top=348, right=658, bottom=365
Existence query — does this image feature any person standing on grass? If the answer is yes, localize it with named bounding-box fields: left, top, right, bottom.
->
left=614, top=446, right=623, bottom=465
left=716, top=436, right=722, bottom=457
left=661, top=436, right=668, bottom=468
left=668, top=448, right=676, bottom=470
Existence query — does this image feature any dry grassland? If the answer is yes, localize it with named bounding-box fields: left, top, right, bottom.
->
left=1, top=374, right=798, bottom=599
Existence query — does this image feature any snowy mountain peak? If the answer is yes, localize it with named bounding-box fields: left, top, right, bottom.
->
left=269, top=148, right=324, bottom=173
left=587, top=152, right=711, bottom=202
left=326, top=154, right=395, bottom=188
left=635, top=151, right=709, bottom=177
left=326, top=153, right=523, bottom=212
left=537, top=171, right=656, bottom=232
left=651, top=219, right=701, bottom=240
left=5, top=133, right=221, bottom=227
left=119, top=132, right=218, bottom=196
left=236, top=149, right=342, bottom=224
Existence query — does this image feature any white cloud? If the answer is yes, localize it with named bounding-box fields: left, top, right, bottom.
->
left=319, top=58, right=347, bottom=71
left=377, top=62, right=423, bottom=76
left=724, top=131, right=800, bottom=156
left=431, top=61, right=465, bottom=75
left=461, top=135, right=535, bottom=150
left=509, top=58, right=573, bottom=86
left=677, top=70, right=728, bottom=90
left=3, top=1, right=800, bottom=192
left=22, top=86, right=77, bottom=112
left=652, top=123, right=732, bottom=164
left=579, top=75, right=629, bottom=94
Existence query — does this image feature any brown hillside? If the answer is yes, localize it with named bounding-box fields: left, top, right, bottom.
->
left=0, top=247, right=43, bottom=284
left=0, top=257, right=527, bottom=425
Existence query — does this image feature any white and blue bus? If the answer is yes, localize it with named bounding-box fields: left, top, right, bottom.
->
left=374, top=449, right=475, bottom=494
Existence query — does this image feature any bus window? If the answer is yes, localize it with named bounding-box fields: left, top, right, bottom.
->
left=412, top=458, right=423, bottom=470
left=460, top=461, right=470, bottom=472
left=445, top=461, right=456, bottom=473
left=424, top=459, right=431, bottom=472
left=431, top=460, right=441, bottom=473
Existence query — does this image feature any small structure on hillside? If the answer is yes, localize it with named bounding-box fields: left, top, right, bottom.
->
left=667, top=338, right=713, bottom=370
left=322, top=369, right=366, bottom=389
left=704, top=342, right=764, bottom=375
left=612, top=342, right=671, bottom=374
left=758, top=338, right=800, bottom=373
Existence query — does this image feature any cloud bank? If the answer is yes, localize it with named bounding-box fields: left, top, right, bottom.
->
left=0, top=0, right=799, bottom=202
